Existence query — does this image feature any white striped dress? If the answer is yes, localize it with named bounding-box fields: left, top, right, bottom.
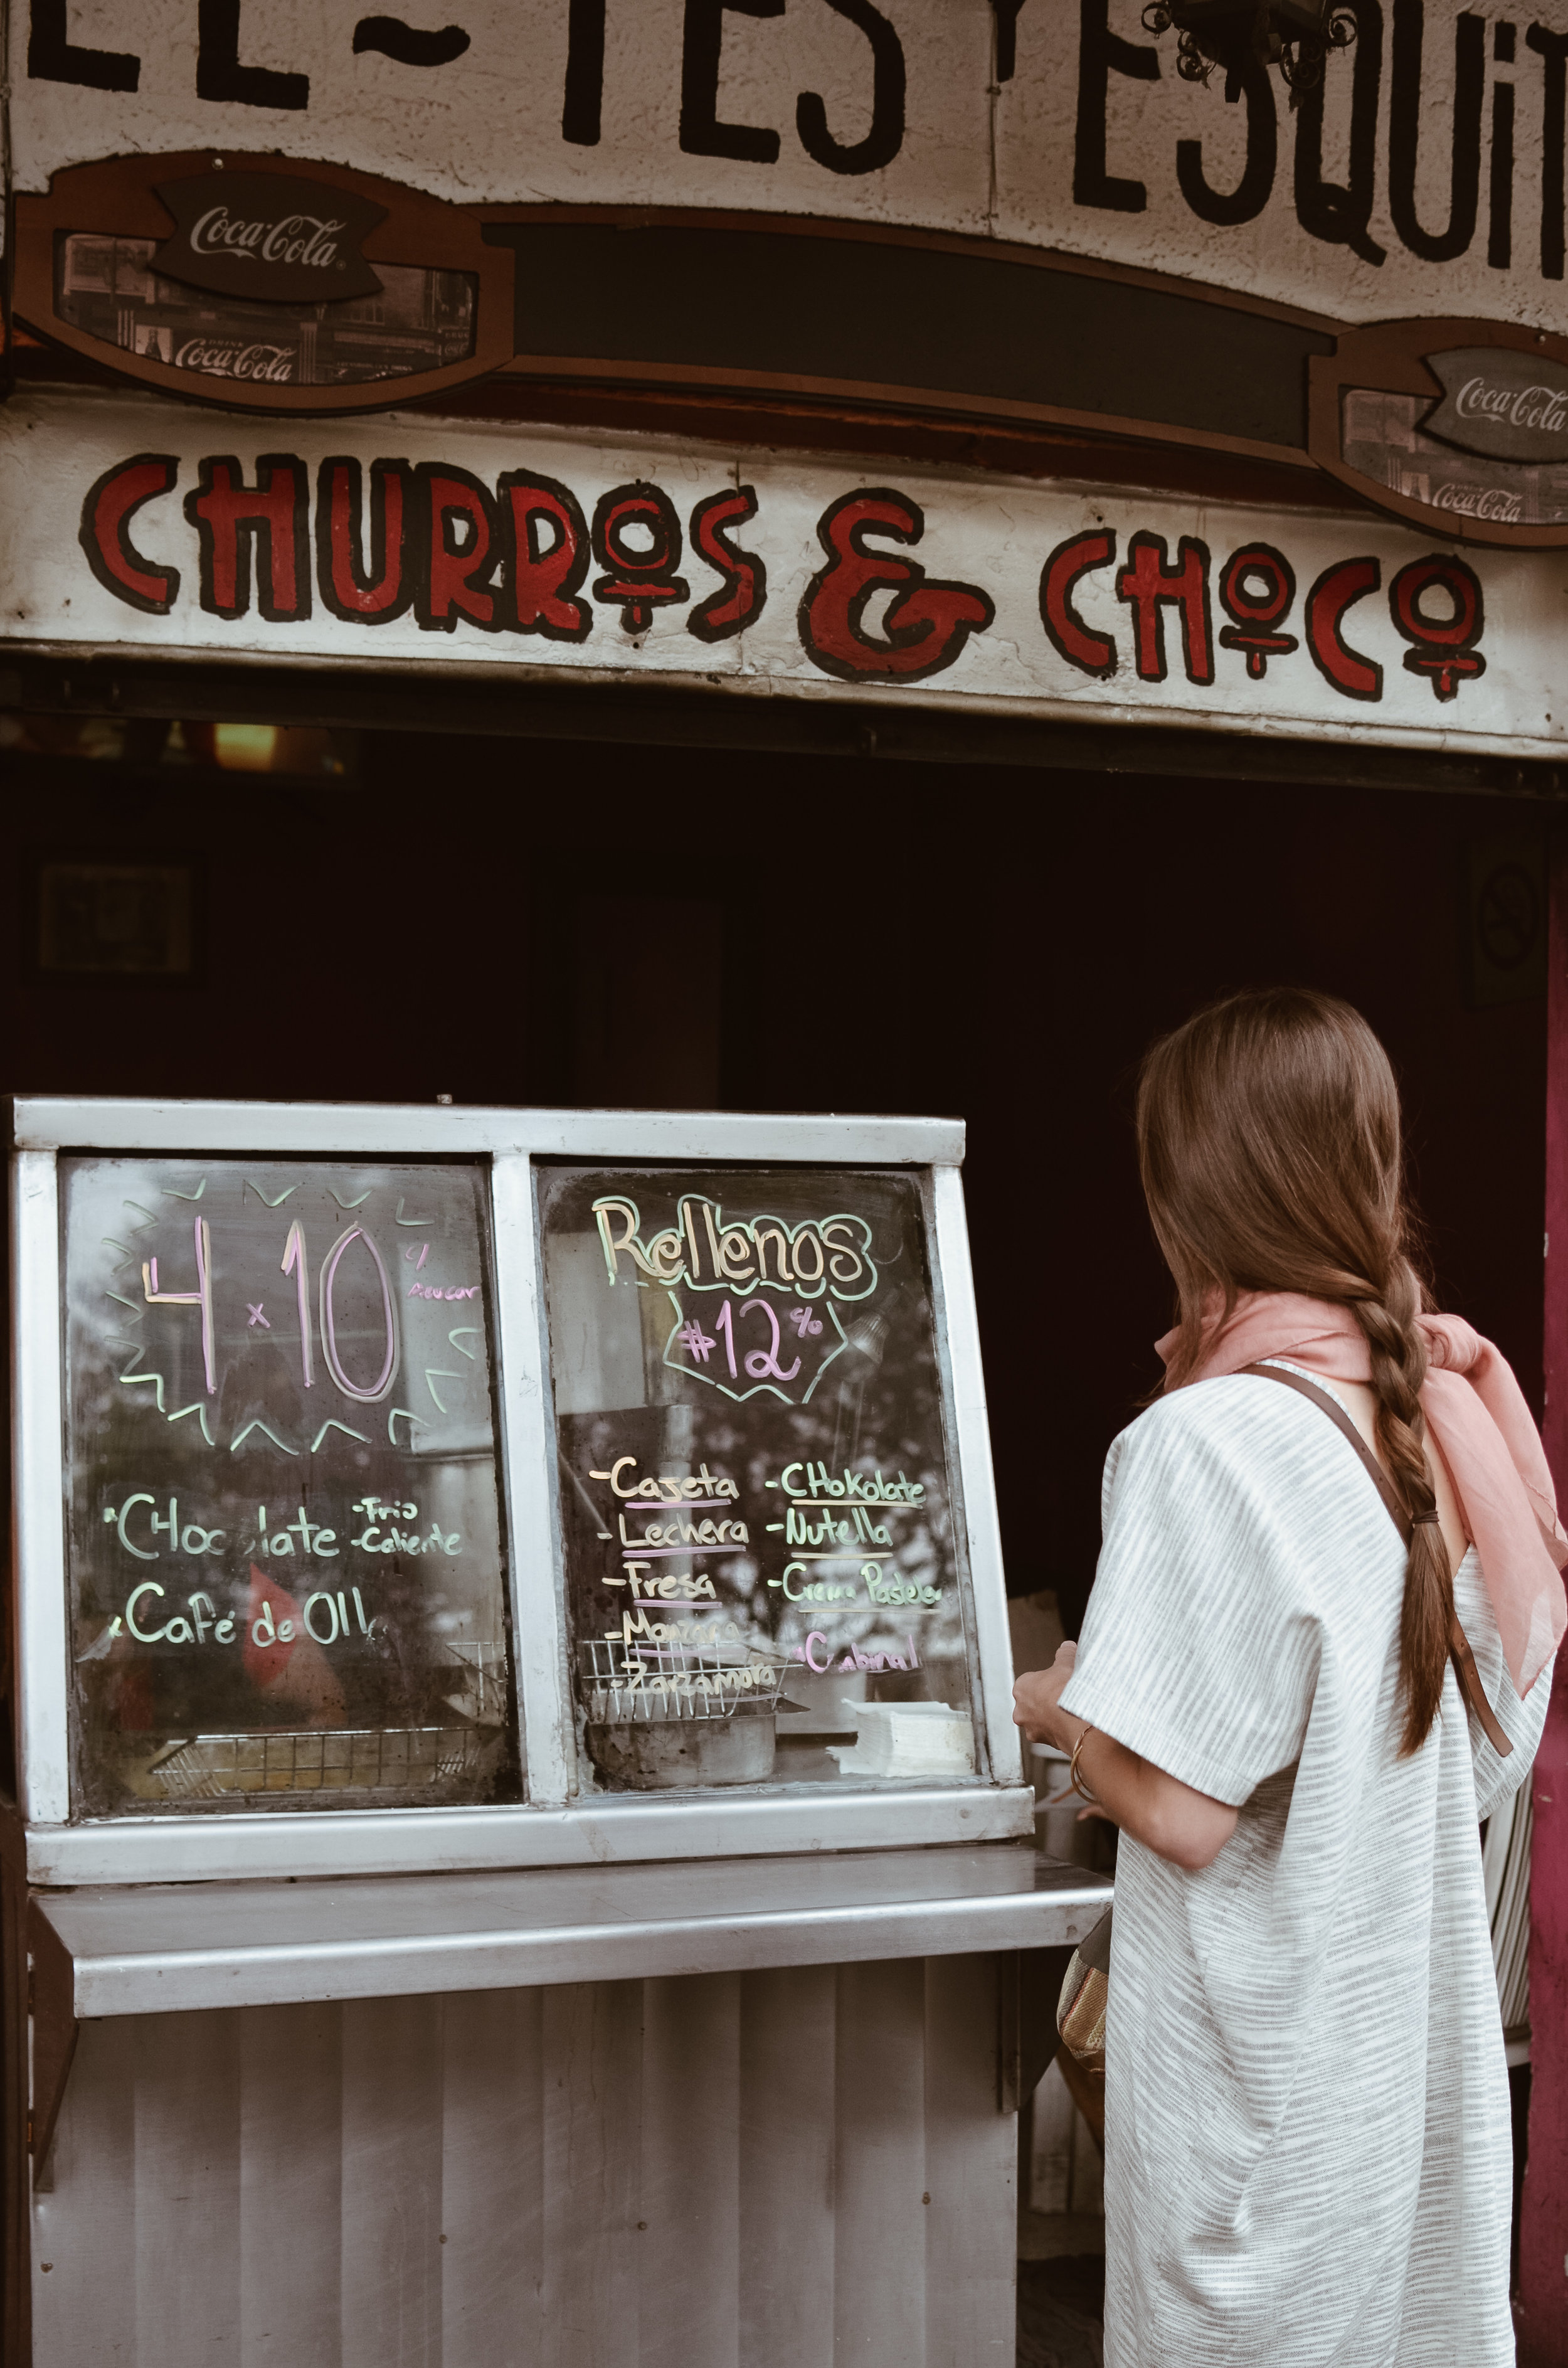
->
left=1059, top=1367, right=1551, bottom=2367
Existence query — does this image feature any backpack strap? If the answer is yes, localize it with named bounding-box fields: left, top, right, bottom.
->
left=1241, top=1360, right=1513, bottom=1758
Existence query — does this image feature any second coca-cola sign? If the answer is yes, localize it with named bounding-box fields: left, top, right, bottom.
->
left=1423, top=349, right=1568, bottom=465
left=152, top=170, right=386, bottom=304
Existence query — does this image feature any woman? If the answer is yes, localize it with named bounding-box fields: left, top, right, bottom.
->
left=1014, top=987, right=1565, bottom=2367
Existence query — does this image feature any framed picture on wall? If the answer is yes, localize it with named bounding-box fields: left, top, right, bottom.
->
left=30, top=856, right=201, bottom=985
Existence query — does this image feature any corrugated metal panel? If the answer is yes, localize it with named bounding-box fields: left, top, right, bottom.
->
left=31, top=1957, right=1015, bottom=2367
left=242, top=2004, right=343, bottom=2364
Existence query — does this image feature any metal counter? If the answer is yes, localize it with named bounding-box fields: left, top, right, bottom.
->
left=30, top=1844, right=1110, bottom=2017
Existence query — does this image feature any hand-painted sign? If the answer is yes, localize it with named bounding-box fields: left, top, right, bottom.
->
left=5, top=388, right=1565, bottom=762
left=13, top=0, right=1568, bottom=337
left=16, top=149, right=1564, bottom=554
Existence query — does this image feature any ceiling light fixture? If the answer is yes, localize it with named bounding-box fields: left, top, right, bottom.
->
left=1140, top=1, right=1357, bottom=103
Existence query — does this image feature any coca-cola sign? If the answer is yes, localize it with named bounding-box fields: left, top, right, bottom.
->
left=1423, top=348, right=1568, bottom=466
left=174, top=338, right=295, bottom=383
left=152, top=170, right=385, bottom=304
left=1309, top=319, right=1568, bottom=549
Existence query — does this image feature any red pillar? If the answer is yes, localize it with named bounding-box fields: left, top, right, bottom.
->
left=1521, top=831, right=1568, bottom=2363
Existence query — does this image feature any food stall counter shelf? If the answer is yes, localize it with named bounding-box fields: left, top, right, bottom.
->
left=28, top=1845, right=1113, bottom=2020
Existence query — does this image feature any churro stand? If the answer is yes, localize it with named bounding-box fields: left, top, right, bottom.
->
left=1, top=1095, right=1108, bottom=2365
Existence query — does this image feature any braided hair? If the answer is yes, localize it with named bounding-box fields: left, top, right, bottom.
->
left=1136, top=987, right=1451, bottom=1756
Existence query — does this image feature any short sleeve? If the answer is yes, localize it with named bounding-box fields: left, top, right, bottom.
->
left=1058, top=1390, right=1326, bottom=1806
left=1451, top=1546, right=1555, bottom=1822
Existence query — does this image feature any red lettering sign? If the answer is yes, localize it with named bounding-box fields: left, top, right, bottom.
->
left=184, top=455, right=309, bottom=622
left=315, top=457, right=411, bottom=624
left=1305, top=556, right=1384, bottom=701
left=1039, top=529, right=1118, bottom=678
left=1217, top=544, right=1299, bottom=680
left=78, top=453, right=181, bottom=615
left=591, top=483, right=690, bottom=635
left=1116, top=533, right=1214, bottom=684
left=798, top=489, right=994, bottom=682
left=415, top=465, right=499, bottom=633
left=1388, top=554, right=1487, bottom=701
left=688, top=486, right=767, bottom=644
left=498, top=470, right=591, bottom=640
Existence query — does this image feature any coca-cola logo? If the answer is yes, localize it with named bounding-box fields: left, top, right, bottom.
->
left=1431, top=481, right=1525, bottom=524
left=1454, top=377, right=1568, bottom=436
left=189, top=206, right=347, bottom=273
left=1424, top=346, right=1568, bottom=465
left=175, top=337, right=295, bottom=383
left=153, top=170, right=385, bottom=304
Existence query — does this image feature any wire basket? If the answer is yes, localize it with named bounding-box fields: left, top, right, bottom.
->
left=147, top=1724, right=499, bottom=1800
left=578, top=1635, right=788, bottom=1725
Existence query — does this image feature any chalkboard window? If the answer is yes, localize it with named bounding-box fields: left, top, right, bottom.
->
left=61, top=1157, right=517, bottom=1816
left=539, top=1165, right=982, bottom=1793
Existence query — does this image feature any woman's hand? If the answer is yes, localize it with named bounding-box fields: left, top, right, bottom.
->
left=1012, top=1638, right=1240, bottom=1873
left=1013, top=1640, right=1081, bottom=1754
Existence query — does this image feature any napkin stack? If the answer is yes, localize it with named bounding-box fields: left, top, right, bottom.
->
left=827, top=1701, right=975, bottom=1779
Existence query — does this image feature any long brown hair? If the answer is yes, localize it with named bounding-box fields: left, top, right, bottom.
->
left=1136, top=986, right=1448, bottom=1756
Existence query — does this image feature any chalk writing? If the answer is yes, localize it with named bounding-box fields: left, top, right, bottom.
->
left=797, top=1630, right=924, bottom=1674
left=589, top=1457, right=741, bottom=1503
left=349, top=1497, right=462, bottom=1554
left=62, top=1155, right=513, bottom=1818
left=143, top=1214, right=216, bottom=1393
left=714, top=1294, right=800, bottom=1384
left=774, top=1462, right=926, bottom=1505
left=122, top=1581, right=235, bottom=1647
left=775, top=1502, right=893, bottom=1547
left=310, top=1417, right=368, bottom=1451
left=167, top=1402, right=217, bottom=1444
left=101, top=1492, right=227, bottom=1557
left=246, top=1502, right=339, bottom=1557
left=604, top=1566, right=719, bottom=1600
left=593, top=1194, right=876, bottom=1299
left=610, top=1608, right=746, bottom=1649
left=665, top=1290, right=847, bottom=1406
left=230, top=1417, right=296, bottom=1455
left=614, top=1511, right=750, bottom=1548
left=543, top=1162, right=973, bottom=1794
left=320, top=1223, right=398, bottom=1399
left=281, top=1218, right=314, bottom=1386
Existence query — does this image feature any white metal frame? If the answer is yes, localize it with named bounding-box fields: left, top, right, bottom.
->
left=8, top=1095, right=1030, bottom=1885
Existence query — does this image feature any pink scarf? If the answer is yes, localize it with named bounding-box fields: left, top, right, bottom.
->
left=1157, top=1291, right=1567, bottom=1695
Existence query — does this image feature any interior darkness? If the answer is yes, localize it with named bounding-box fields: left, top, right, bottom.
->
left=4, top=730, right=1548, bottom=1637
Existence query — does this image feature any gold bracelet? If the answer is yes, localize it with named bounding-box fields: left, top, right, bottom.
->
left=1068, top=1725, right=1099, bottom=1804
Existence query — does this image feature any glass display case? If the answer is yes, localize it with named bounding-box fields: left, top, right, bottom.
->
left=8, top=1098, right=1025, bottom=1885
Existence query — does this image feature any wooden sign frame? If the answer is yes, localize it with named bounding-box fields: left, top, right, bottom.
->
left=1308, top=317, right=1568, bottom=551
left=11, top=151, right=516, bottom=416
